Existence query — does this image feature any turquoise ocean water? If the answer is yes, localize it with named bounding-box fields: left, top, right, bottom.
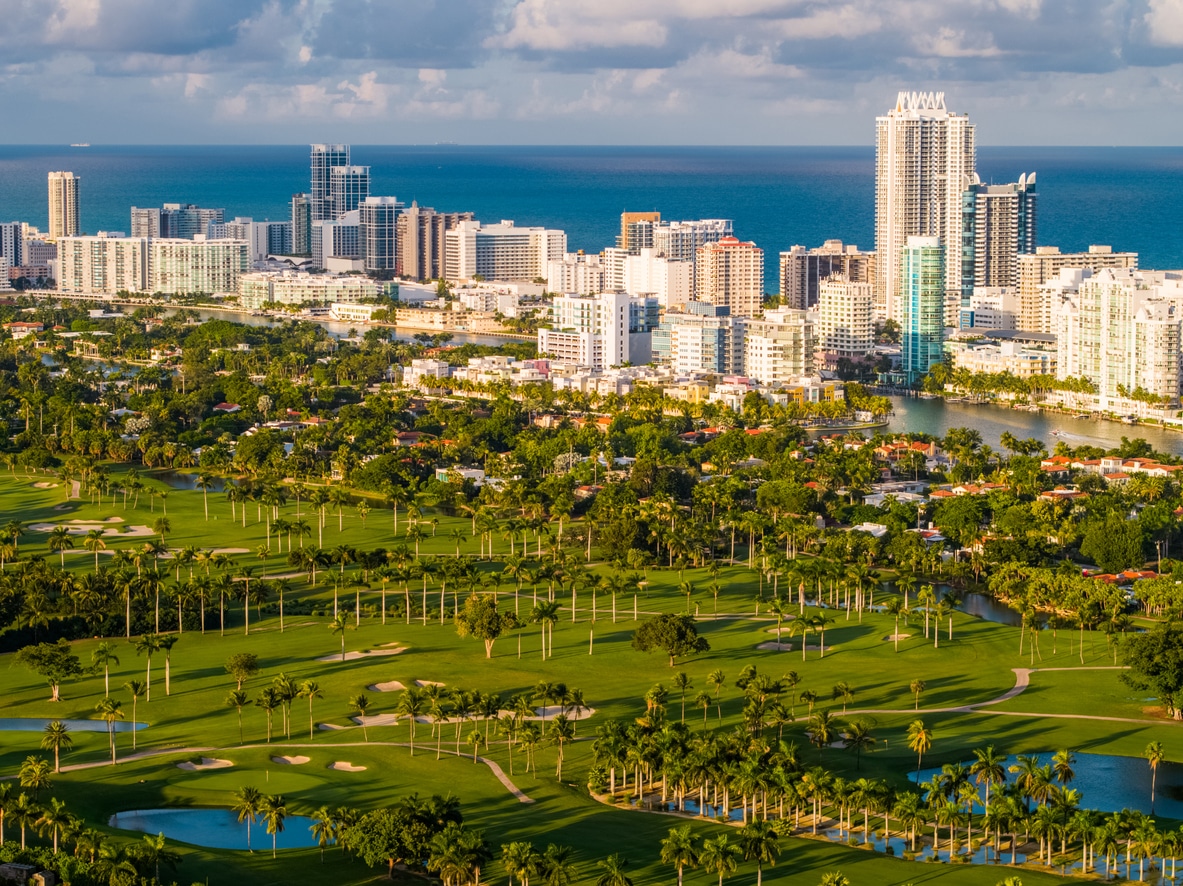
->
left=1, top=145, right=1181, bottom=291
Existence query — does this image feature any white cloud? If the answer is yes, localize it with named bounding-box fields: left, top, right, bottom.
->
left=1145, top=0, right=1183, bottom=46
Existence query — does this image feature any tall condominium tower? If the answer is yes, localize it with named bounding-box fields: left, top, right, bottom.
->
left=779, top=240, right=875, bottom=310
left=960, top=174, right=1037, bottom=322
left=310, top=144, right=350, bottom=221
left=617, top=211, right=661, bottom=254
left=395, top=202, right=474, bottom=281
left=875, top=92, right=975, bottom=323
left=359, top=196, right=403, bottom=272
left=900, top=236, right=946, bottom=381
left=47, top=171, right=80, bottom=238
left=290, top=194, right=312, bottom=255
left=330, top=166, right=371, bottom=219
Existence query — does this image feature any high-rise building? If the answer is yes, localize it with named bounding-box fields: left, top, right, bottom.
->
left=779, top=240, right=875, bottom=310
left=694, top=236, right=764, bottom=318
left=209, top=219, right=293, bottom=262
left=395, top=202, right=473, bottom=281
left=311, top=211, right=362, bottom=270
left=55, top=235, right=148, bottom=293
left=742, top=308, right=815, bottom=387
left=149, top=237, right=249, bottom=295
left=444, top=220, right=567, bottom=283
left=875, top=92, right=975, bottom=323
left=815, top=278, right=875, bottom=366
left=131, top=204, right=225, bottom=240
left=0, top=223, right=22, bottom=268
left=538, top=291, right=657, bottom=368
left=330, top=166, right=371, bottom=219
left=656, top=301, right=743, bottom=376
left=1057, top=269, right=1183, bottom=412
left=359, top=196, right=403, bottom=273
left=1016, top=245, right=1138, bottom=334
left=624, top=248, right=693, bottom=310
left=900, top=236, right=946, bottom=382
left=618, top=211, right=661, bottom=254
left=654, top=219, right=734, bottom=262
left=310, top=144, right=350, bottom=221
left=547, top=253, right=606, bottom=295
left=960, top=174, right=1037, bottom=324
left=47, top=172, right=80, bottom=238
left=290, top=194, right=312, bottom=255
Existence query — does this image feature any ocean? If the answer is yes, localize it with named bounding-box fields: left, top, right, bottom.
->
left=1, top=144, right=1182, bottom=291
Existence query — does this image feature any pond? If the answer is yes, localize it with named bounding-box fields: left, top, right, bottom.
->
left=956, top=592, right=1023, bottom=627
left=0, top=718, right=146, bottom=733
left=912, top=751, right=1183, bottom=818
left=108, top=808, right=319, bottom=851
left=153, top=470, right=228, bottom=492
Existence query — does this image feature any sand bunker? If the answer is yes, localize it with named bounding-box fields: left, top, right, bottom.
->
left=317, top=723, right=347, bottom=731
left=884, top=633, right=912, bottom=641
left=212, top=547, right=250, bottom=555
left=29, top=522, right=153, bottom=538
left=352, top=714, right=399, bottom=727
left=328, top=761, right=367, bottom=772
left=414, top=679, right=444, bottom=687
left=498, top=706, right=597, bottom=722
left=272, top=755, right=310, bottom=765
left=33, top=482, right=58, bottom=489
left=764, top=623, right=797, bottom=632
left=368, top=681, right=406, bottom=692
left=177, top=757, right=233, bottom=771
left=757, top=641, right=829, bottom=652
left=316, top=647, right=407, bottom=663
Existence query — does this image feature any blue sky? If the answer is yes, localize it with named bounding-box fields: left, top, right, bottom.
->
left=4, top=0, right=1183, bottom=144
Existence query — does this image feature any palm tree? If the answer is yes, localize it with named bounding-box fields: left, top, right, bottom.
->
left=841, top=720, right=876, bottom=770
left=233, top=786, right=262, bottom=853
left=595, top=853, right=633, bottom=886
left=300, top=680, right=323, bottom=740
left=660, top=825, right=700, bottom=886
left=261, top=794, right=287, bottom=859
left=832, top=681, right=854, bottom=714
left=310, top=805, right=335, bottom=862
left=700, top=835, right=740, bottom=886
left=501, top=840, right=540, bottom=886
left=1145, top=741, right=1166, bottom=814
left=91, top=641, right=120, bottom=696
left=541, top=843, right=577, bottom=886
left=226, top=690, right=249, bottom=744
left=18, top=756, right=52, bottom=798
left=196, top=473, right=214, bottom=520
left=739, top=820, right=781, bottom=886
left=970, top=745, right=1007, bottom=813
left=41, top=721, right=72, bottom=773
left=83, top=528, right=107, bottom=569
left=351, top=694, right=372, bottom=742
left=548, top=715, right=576, bottom=780
left=47, top=526, right=74, bottom=567
left=37, top=797, right=70, bottom=854
left=95, top=696, right=124, bottom=764
left=9, top=793, right=37, bottom=850
left=329, top=613, right=350, bottom=661
left=910, top=679, right=927, bottom=710
left=123, top=679, right=146, bottom=750
left=135, top=831, right=180, bottom=882
left=531, top=601, right=560, bottom=660
left=906, top=719, right=933, bottom=776
left=818, top=874, right=851, bottom=886
left=134, top=632, right=161, bottom=701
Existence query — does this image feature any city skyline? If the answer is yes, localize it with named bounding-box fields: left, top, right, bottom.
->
left=2, top=2, right=1182, bottom=145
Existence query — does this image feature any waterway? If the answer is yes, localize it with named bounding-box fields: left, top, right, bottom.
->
left=885, top=396, right=1183, bottom=456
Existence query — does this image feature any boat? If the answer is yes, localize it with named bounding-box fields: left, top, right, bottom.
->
left=1049, top=429, right=1062, bottom=437
left=69, top=142, right=90, bottom=147
left=1073, top=413, right=1089, bottom=420
left=1122, top=415, right=1138, bottom=425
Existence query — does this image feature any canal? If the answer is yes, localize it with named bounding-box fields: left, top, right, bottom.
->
left=885, top=396, right=1183, bottom=456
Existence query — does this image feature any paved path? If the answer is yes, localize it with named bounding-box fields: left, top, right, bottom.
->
left=846, top=666, right=1149, bottom=720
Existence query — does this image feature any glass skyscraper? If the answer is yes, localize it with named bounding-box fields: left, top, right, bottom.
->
left=901, top=236, right=946, bottom=382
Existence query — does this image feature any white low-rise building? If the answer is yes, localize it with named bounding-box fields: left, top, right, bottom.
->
left=239, top=271, right=395, bottom=308
left=445, top=220, right=566, bottom=282
left=949, top=338, right=1056, bottom=378
left=403, top=358, right=452, bottom=389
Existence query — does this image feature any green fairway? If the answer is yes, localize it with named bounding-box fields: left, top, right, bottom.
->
left=2, top=472, right=1168, bottom=885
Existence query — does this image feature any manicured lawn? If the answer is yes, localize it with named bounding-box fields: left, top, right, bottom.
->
left=0, top=471, right=1160, bottom=884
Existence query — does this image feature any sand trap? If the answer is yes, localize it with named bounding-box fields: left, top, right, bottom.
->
left=318, top=723, right=347, bottom=731
left=352, top=714, right=400, bottom=727
left=177, top=757, right=233, bottom=771
left=378, top=641, right=403, bottom=648
left=498, top=706, right=598, bottom=722
left=368, top=681, right=406, bottom=692
left=29, top=522, right=153, bottom=538
left=884, top=633, right=912, bottom=641
left=272, top=755, right=310, bottom=765
left=316, top=647, right=408, bottom=663
left=33, top=482, right=58, bottom=489
left=757, top=641, right=829, bottom=652
left=212, top=547, right=250, bottom=555
left=764, top=623, right=797, bottom=632
left=414, top=679, right=444, bottom=687
left=328, top=761, right=367, bottom=772
left=67, top=517, right=122, bottom=524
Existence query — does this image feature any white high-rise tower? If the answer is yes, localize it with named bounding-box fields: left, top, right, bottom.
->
left=310, top=144, right=350, bottom=221
left=874, top=92, right=975, bottom=324
left=48, top=171, right=80, bottom=238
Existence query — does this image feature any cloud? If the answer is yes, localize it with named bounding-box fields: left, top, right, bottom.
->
left=311, top=0, right=500, bottom=67
left=1145, top=0, right=1183, bottom=46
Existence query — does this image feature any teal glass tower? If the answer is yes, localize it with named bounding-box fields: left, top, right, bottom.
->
left=901, top=236, right=945, bottom=382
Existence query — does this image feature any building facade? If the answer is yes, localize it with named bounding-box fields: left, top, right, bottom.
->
left=538, top=291, right=656, bottom=368
left=900, top=236, right=946, bottom=381
left=395, top=203, right=473, bottom=281
left=875, top=92, right=975, bottom=323
left=329, top=166, right=371, bottom=219
left=55, top=236, right=148, bottom=293
left=624, top=248, right=693, bottom=309
left=694, top=237, right=764, bottom=318
left=0, top=223, right=21, bottom=268
left=960, top=174, right=1037, bottom=324
left=47, top=171, right=80, bottom=238
left=310, top=144, right=350, bottom=221
left=618, top=211, right=661, bottom=253
left=654, top=219, right=734, bottom=262
left=779, top=240, right=875, bottom=310
left=131, top=204, right=225, bottom=240
left=656, top=302, right=743, bottom=376
left=742, top=308, right=815, bottom=387
left=547, top=253, right=606, bottom=295
left=1017, top=245, right=1139, bottom=334
left=290, top=194, right=312, bottom=255
left=359, top=197, right=403, bottom=272
left=239, top=271, right=396, bottom=308
left=311, top=212, right=362, bottom=269
left=445, top=220, right=567, bottom=282
left=148, top=237, right=249, bottom=295
left=815, top=278, right=875, bottom=364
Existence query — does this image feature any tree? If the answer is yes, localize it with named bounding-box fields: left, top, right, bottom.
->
left=818, top=874, right=851, bottom=886
left=261, top=794, right=287, bottom=858
left=841, top=720, right=876, bottom=770
left=739, top=820, right=780, bottom=886
left=456, top=593, right=519, bottom=658
left=95, top=696, right=124, bottom=764
left=225, top=652, right=260, bottom=690
left=700, top=836, right=740, bottom=886
left=632, top=614, right=711, bottom=667
left=352, top=694, right=372, bottom=742
left=1081, top=511, right=1145, bottom=573
left=1145, top=741, right=1166, bottom=814
left=910, top=679, right=927, bottom=710
left=134, top=633, right=161, bottom=701
left=133, top=831, right=180, bottom=882
left=41, top=721, right=72, bottom=773
left=226, top=690, right=249, bottom=744
left=660, top=826, right=699, bottom=886
left=14, top=640, right=83, bottom=702
left=91, top=642, right=120, bottom=697
left=300, top=680, right=323, bottom=740
left=233, top=786, right=262, bottom=853
left=18, top=756, right=52, bottom=798
left=329, top=613, right=351, bottom=661
left=907, top=719, right=933, bottom=776
left=123, top=679, right=146, bottom=750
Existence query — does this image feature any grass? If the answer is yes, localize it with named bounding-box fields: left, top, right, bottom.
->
left=2, top=470, right=1171, bottom=884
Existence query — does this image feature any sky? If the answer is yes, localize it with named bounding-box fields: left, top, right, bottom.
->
left=3, top=0, right=1183, bottom=145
